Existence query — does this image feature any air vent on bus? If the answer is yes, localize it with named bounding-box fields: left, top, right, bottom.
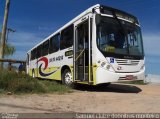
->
left=115, top=59, right=139, bottom=65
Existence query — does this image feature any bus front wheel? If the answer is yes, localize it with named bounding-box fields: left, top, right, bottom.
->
left=62, top=69, right=73, bottom=87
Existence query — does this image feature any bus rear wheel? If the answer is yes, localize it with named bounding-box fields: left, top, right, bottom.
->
left=62, top=69, right=73, bottom=87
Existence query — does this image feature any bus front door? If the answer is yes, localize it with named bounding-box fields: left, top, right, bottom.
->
left=74, top=19, right=89, bottom=82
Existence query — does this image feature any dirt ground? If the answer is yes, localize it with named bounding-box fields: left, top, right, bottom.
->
left=0, top=83, right=160, bottom=113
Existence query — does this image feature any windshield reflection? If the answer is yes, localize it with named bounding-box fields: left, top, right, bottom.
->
left=97, top=16, right=144, bottom=58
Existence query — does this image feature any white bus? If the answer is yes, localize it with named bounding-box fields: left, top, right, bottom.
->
left=27, top=4, right=145, bottom=86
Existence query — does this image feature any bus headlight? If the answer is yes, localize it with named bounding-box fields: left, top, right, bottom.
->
left=106, top=64, right=111, bottom=70
left=105, top=64, right=114, bottom=72
left=98, top=60, right=114, bottom=72
left=101, top=61, right=106, bottom=67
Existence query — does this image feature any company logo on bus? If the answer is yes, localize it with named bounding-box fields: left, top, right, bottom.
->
left=127, top=60, right=132, bottom=64
left=37, top=57, right=59, bottom=77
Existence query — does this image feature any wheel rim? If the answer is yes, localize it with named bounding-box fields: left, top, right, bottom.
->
left=64, top=72, right=72, bottom=85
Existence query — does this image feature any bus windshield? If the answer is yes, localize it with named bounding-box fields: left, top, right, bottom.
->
left=97, top=16, right=144, bottom=59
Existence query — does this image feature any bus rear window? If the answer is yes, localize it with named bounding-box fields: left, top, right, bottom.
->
left=31, top=48, right=37, bottom=60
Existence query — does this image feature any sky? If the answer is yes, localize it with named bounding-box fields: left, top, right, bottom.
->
left=0, top=0, right=160, bottom=75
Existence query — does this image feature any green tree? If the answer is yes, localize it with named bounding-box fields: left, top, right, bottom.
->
left=4, top=43, right=16, bottom=56
left=0, top=32, right=16, bottom=57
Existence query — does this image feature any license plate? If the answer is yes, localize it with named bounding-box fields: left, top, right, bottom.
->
left=126, top=75, right=134, bottom=80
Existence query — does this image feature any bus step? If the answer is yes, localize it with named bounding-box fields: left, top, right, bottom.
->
left=76, top=73, right=89, bottom=81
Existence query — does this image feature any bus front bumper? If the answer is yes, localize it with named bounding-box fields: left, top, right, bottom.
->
left=96, top=67, right=145, bottom=85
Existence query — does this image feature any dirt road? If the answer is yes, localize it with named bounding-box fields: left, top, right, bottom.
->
left=0, top=83, right=160, bottom=113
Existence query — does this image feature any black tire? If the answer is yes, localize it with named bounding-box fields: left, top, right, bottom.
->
left=62, top=69, right=73, bottom=87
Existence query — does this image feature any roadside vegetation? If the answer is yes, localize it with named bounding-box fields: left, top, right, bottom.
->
left=4, top=43, right=16, bottom=56
left=0, top=70, right=72, bottom=94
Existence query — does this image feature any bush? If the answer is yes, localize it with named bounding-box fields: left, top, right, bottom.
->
left=0, top=70, right=71, bottom=94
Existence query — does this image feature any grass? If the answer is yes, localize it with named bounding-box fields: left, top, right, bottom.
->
left=0, top=70, right=72, bottom=94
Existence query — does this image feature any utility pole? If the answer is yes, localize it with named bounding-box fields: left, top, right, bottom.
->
left=0, top=0, right=10, bottom=69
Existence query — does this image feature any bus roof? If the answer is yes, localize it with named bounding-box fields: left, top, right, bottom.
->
left=27, top=4, right=138, bottom=53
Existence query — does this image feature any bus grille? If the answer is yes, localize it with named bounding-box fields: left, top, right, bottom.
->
left=115, top=59, right=139, bottom=65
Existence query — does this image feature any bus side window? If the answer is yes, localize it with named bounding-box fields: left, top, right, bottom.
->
left=49, top=33, right=60, bottom=54
left=31, top=48, right=37, bottom=60
left=42, top=40, right=49, bottom=56
left=37, top=45, right=42, bottom=58
left=60, top=24, right=73, bottom=50
left=31, top=50, right=34, bottom=60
